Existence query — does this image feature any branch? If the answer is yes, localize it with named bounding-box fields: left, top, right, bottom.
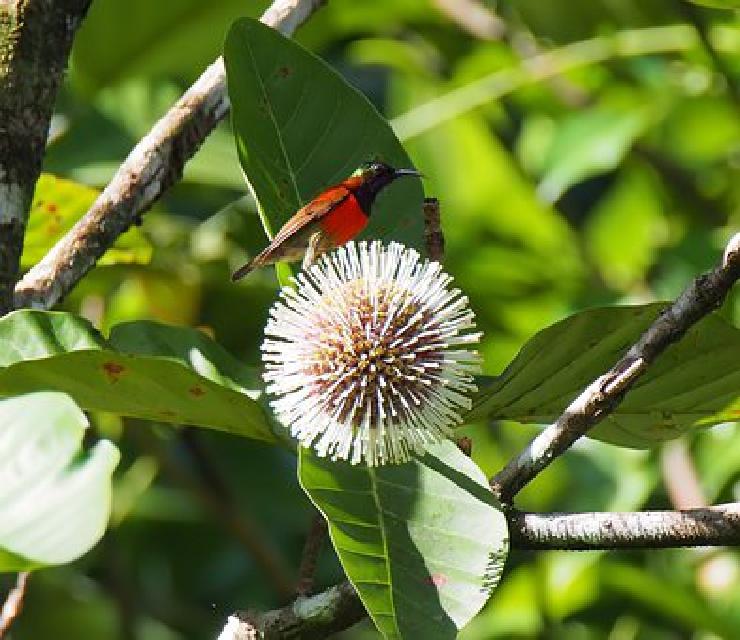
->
left=0, top=572, right=29, bottom=639
left=491, top=232, right=740, bottom=503
left=218, top=582, right=365, bottom=640
left=13, top=0, right=326, bottom=310
left=0, top=0, right=92, bottom=314
left=509, top=503, right=740, bottom=550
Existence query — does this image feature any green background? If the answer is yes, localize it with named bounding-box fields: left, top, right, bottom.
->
left=5, top=0, right=740, bottom=638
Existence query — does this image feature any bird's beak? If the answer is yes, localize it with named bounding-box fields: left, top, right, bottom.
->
left=393, top=168, right=423, bottom=179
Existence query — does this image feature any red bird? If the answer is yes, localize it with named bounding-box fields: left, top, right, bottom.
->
left=231, top=161, right=422, bottom=280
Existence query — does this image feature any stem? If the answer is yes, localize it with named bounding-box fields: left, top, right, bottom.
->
left=0, top=0, right=91, bottom=314
left=295, top=513, right=328, bottom=597
left=422, top=197, right=444, bottom=262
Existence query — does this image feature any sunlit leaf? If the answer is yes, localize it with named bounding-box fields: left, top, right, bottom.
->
left=224, top=17, right=424, bottom=250
left=299, top=441, right=508, bottom=639
left=23, top=174, right=152, bottom=269
left=0, top=392, right=119, bottom=571
left=470, top=304, right=740, bottom=447
left=0, top=310, right=274, bottom=442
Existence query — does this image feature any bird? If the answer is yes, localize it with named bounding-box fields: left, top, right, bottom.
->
left=231, top=161, right=422, bottom=280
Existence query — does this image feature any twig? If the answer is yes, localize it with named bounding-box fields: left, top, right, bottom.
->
left=0, top=0, right=92, bottom=314
left=13, top=0, right=326, bottom=311
left=295, top=513, right=328, bottom=597
left=509, top=504, right=740, bottom=550
left=491, top=233, right=740, bottom=503
left=423, top=197, right=444, bottom=262
left=0, top=572, right=29, bottom=638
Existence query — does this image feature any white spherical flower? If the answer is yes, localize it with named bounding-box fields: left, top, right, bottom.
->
left=261, top=241, right=482, bottom=466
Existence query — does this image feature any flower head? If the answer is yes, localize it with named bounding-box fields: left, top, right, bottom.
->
left=262, top=241, right=481, bottom=465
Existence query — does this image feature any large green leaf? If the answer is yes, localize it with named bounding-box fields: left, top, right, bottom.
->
left=470, top=304, right=740, bottom=447
left=23, top=174, right=152, bottom=269
left=0, top=392, right=119, bottom=571
left=0, top=310, right=274, bottom=442
left=299, top=442, right=508, bottom=639
left=224, top=17, right=425, bottom=249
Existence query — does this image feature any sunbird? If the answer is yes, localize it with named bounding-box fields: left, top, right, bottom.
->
left=231, top=161, right=422, bottom=280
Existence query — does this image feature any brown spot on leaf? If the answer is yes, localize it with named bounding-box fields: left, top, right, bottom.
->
left=189, top=385, right=206, bottom=398
left=277, top=65, right=292, bottom=78
left=425, top=573, right=448, bottom=587
left=46, top=202, right=58, bottom=214
left=102, top=361, right=125, bottom=382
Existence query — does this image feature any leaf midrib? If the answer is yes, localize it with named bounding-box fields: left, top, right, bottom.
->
left=368, top=466, right=402, bottom=639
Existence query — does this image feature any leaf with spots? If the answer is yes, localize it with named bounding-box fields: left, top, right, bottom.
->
left=224, top=17, right=424, bottom=250
left=469, top=304, right=740, bottom=447
left=0, top=392, right=119, bottom=572
left=23, top=174, right=152, bottom=268
left=299, top=441, right=508, bottom=639
left=0, top=310, right=274, bottom=442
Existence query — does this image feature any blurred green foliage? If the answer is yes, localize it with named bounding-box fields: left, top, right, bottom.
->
left=6, top=0, right=740, bottom=638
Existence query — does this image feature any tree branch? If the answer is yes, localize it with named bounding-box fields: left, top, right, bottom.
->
left=218, top=582, right=365, bottom=640
left=0, top=0, right=92, bottom=315
left=509, top=503, right=740, bottom=550
left=13, top=0, right=326, bottom=310
left=491, top=233, right=740, bottom=503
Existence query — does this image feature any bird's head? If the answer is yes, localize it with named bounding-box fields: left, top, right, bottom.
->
left=351, top=161, right=422, bottom=214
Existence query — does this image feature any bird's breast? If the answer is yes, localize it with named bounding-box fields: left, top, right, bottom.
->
left=319, top=194, right=369, bottom=245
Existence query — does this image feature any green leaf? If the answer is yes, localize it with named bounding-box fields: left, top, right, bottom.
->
left=23, top=174, right=152, bottom=269
left=224, top=17, right=424, bottom=249
left=470, top=304, right=740, bottom=448
left=537, top=106, right=652, bottom=203
left=299, top=441, right=508, bottom=639
left=0, top=392, right=119, bottom=571
left=0, top=310, right=274, bottom=442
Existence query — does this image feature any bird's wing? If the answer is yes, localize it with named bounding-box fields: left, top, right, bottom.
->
left=267, top=186, right=351, bottom=249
